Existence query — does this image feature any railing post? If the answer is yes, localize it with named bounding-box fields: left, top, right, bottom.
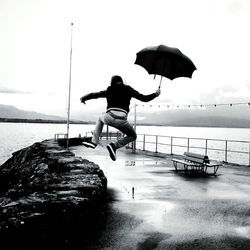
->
left=225, top=140, right=228, bottom=163
left=132, top=141, right=136, bottom=153
left=133, top=104, right=137, bottom=152
left=187, top=138, right=190, bottom=152
left=143, top=134, right=146, bottom=151
left=205, top=139, right=208, bottom=155
left=156, top=135, right=158, bottom=153
left=106, top=125, right=109, bottom=141
left=249, top=142, right=250, bottom=166
left=170, top=137, right=173, bottom=154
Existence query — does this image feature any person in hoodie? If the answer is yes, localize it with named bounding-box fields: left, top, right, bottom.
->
left=80, top=75, right=161, bottom=161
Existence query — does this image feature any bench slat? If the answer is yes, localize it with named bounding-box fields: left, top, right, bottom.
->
left=183, top=156, right=205, bottom=164
left=184, top=152, right=206, bottom=158
left=184, top=152, right=209, bottom=163
left=172, top=159, right=195, bottom=166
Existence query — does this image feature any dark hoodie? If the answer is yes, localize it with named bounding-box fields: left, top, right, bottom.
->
left=81, top=76, right=157, bottom=113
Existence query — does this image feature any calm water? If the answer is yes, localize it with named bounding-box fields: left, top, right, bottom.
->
left=0, top=123, right=94, bottom=165
left=1, top=122, right=250, bottom=165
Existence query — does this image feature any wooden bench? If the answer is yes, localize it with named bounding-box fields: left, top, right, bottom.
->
left=172, top=152, right=221, bottom=175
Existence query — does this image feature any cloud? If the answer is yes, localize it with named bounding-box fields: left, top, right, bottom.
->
left=0, top=86, right=33, bottom=94
left=226, top=0, right=249, bottom=16
left=245, top=80, right=250, bottom=90
left=152, top=83, right=250, bottom=109
left=195, top=86, right=250, bottom=106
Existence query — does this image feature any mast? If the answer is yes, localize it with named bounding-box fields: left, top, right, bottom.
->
left=66, top=23, right=73, bottom=149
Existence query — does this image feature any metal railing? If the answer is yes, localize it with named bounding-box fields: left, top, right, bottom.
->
left=85, top=131, right=122, bottom=141
left=85, top=130, right=250, bottom=166
left=128, top=134, right=250, bottom=166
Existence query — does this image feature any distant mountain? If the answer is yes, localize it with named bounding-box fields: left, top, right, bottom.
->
left=132, top=106, right=250, bottom=128
left=0, top=104, right=65, bottom=120
left=1, top=104, right=250, bottom=128
left=165, top=116, right=250, bottom=128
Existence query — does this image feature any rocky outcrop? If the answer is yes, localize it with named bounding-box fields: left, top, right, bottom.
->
left=0, top=139, right=107, bottom=249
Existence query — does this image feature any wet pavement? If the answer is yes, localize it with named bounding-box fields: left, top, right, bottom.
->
left=72, top=141, right=250, bottom=249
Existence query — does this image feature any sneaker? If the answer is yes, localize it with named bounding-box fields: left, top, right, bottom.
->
left=107, top=143, right=116, bottom=161
left=82, top=141, right=97, bottom=149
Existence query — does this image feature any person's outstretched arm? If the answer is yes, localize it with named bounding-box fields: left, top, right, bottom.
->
left=80, top=90, right=107, bottom=104
left=130, top=87, right=161, bottom=102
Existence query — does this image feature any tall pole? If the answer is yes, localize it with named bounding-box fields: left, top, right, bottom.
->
left=66, top=23, right=73, bottom=149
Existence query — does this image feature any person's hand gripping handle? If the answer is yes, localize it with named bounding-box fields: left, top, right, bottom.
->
left=80, top=97, right=86, bottom=104
left=155, top=87, right=161, bottom=97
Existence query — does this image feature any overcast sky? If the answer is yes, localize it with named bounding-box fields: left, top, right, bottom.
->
left=0, top=0, right=250, bottom=117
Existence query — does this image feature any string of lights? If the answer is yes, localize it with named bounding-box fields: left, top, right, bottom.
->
left=131, top=102, right=250, bottom=109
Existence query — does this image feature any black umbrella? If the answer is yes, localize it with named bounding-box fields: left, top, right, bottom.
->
left=134, top=44, right=196, bottom=88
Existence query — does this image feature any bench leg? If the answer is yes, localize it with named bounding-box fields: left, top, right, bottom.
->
left=214, top=166, right=219, bottom=175
left=173, top=161, right=178, bottom=171
left=203, top=165, right=207, bottom=174
left=184, top=164, right=189, bottom=171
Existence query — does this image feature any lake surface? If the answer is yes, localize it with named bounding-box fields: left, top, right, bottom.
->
left=1, top=122, right=250, bottom=165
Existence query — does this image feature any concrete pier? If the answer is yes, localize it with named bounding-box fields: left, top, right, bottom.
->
left=72, top=141, right=250, bottom=249
left=1, top=138, right=250, bottom=249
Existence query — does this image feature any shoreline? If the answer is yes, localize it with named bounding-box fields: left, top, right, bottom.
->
left=1, top=119, right=250, bottom=129
left=0, top=118, right=94, bottom=125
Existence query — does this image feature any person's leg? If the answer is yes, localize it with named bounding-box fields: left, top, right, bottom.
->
left=82, top=113, right=105, bottom=148
left=103, top=113, right=120, bottom=160
left=105, top=118, right=136, bottom=161
left=92, top=113, right=105, bottom=145
left=112, top=120, right=137, bottom=149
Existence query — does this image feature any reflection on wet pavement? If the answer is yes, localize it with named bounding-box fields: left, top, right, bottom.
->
left=72, top=143, right=250, bottom=248
left=236, top=226, right=250, bottom=238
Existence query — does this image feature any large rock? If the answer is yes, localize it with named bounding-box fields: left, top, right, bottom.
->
left=0, top=139, right=107, bottom=249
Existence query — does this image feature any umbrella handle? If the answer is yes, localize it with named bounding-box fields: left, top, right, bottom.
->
left=159, top=76, right=163, bottom=89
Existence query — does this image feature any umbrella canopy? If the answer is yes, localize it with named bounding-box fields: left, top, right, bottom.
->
left=135, top=44, right=196, bottom=86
